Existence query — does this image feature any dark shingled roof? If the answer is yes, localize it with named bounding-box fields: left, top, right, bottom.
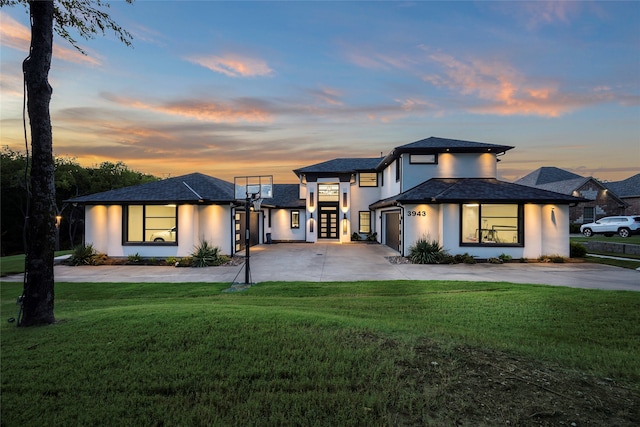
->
left=370, top=178, right=586, bottom=209
left=515, top=167, right=585, bottom=188
left=294, top=157, right=381, bottom=175
left=605, top=173, right=640, bottom=198
left=396, top=136, right=514, bottom=153
left=377, top=136, right=514, bottom=169
left=264, top=184, right=305, bottom=208
left=67, top=173, right=235, bottom=204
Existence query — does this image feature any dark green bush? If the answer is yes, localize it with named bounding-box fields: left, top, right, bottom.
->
left=68, top=244, right=99, bottom=266
left=351, top=232, right=362, bottom=241
left=570, top=241, right=587, bottom=258
left=409, top=237, right=448, bottom=264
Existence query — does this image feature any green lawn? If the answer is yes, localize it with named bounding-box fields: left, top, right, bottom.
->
left=2, top=280, right=639, bottom=426
left=0, top=251, right=71, bottom=277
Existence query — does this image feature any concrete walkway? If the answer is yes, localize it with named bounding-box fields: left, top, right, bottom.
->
left=2, top=243, right=639, bottom=291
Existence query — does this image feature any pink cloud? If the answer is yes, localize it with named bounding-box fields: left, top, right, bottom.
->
left=422, top=53, right=618, bottom=117
left=104, top=94, right=273, bottom=123
left=187, top=53, right=273, bottom=77
left=0, top=12, right=101, bottom=66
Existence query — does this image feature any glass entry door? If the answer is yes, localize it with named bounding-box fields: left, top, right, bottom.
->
left=319, top=205, right=338, bottom=239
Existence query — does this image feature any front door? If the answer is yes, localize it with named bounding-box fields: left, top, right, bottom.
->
left=319, top=205, right=338, bottom=239
left=235, top=211, right=260, bottom=252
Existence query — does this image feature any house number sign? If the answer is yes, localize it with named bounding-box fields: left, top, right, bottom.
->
left=407, top=210, right=426, bottom=217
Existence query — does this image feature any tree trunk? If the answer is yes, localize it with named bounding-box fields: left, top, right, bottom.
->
left=21, top=0, right=56, bottom=326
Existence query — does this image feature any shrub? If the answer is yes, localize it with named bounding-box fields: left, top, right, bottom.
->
left=165, top=256, right=179, bottom=266
left=176, top=257, right=192, bottom=267
left=570, top=241, right=587, bottom=258
left=127, top=253, right=142, bottom=264
left=351, top=232, right=362, bottom=241
left=453, top=253, right=476, bottom=264
left=68, top=244, right=99, bottom=266
left=488, top=257, right=503, bottom=264
left=539, top=254, right=566, bottom=263
left=499, top=253, right=512, bottom=262
left=191, top=240, right=224, bottom=267
left=365, top=232, right=378, bottom=242
left=409, top=237, right=448, bottom=264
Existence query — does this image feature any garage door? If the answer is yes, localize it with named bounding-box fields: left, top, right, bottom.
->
left=384, top=211, right=401, bottom=252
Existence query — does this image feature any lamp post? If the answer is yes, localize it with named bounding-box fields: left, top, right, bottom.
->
left=55, top=215, right=62, bottom=251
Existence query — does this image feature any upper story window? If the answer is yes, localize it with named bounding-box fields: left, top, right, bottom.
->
left=359, top=172, right=378, bottom=187
left=461, top=203, right=522, bottom=246
left=318, top=183, right=339, bottom=202
left=395, top=158, right=401, bottom=182
left=410, top=154, right=437, bottom=164
left=125, top=204, right=177, bottom=244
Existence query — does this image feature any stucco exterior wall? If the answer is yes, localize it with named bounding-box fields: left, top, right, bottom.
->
left=84, top=203, right=234, bottom=258
left=401, top=153, right=498, bottom=191
left=270, top=208, right=306, bottom=241
left=396, top=202, right=570, bottom=259
left=85, top=205, right=108, bottom=254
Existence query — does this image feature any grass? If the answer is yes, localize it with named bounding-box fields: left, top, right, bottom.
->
left=0, top=251, right=72, bottom=277
left=2, top=280, right=639, bottom=426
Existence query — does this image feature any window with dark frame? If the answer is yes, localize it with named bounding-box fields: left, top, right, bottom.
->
left=291, top=210, right=300, bottom=229
left=125, top=204, right=177, bottom=244
left=359, top=172, right=378, bottom=187
left=460, top=203, right=522, bottom=246
left=395, top=158, right=401, bottom=182
left=359, top=211, right=371, bottom=234
left=410, top=153, right=437, bottom=164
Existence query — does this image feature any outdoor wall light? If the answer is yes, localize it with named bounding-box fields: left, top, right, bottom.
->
left=309, top=191, right=314, bottom=208
left=342, top=213, right=348, bottom=234
left=342, top=192, right=347, bottom=209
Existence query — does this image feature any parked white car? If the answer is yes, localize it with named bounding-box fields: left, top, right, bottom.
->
left=580, top=216, right=640, bottom=238
left=150, top=227, right=176, bottom=242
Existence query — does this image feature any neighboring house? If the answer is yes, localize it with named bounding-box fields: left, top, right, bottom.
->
left=604, top=174, right=640, bottom=215
left=515, top=167, right=628, bottom=224
left=68, top=137, right=584, bottom=259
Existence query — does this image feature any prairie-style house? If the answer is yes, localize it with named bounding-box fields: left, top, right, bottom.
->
left=68, top=137, right=584, bottom=259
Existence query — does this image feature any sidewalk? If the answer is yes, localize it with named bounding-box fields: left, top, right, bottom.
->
left=2, top=243, right=639, bottom=291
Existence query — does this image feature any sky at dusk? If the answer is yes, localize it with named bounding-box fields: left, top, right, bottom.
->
left=1, top=1, right=639, bottom=184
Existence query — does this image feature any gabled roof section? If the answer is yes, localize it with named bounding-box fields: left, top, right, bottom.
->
left=377, top=136, right=514, bottom=169
left=293, top=157, right=381, bottom=176
left=370, top=178, right=585, bottom=209
left=515, top=167, right=584, bottom=187
left=605, top=173, right=640, bottom=198
left=67, top=173, right=235, bottom=204
left=263, top=184, right=305, bottom=208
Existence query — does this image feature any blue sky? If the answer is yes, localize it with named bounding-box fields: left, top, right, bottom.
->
left=1, top=1, right=638, bottom=183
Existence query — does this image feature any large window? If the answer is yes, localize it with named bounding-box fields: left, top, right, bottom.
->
left=359, top=211, right=371, bottom=233
left=126, top=204, right=177, bottom=244
left=359, top=172, right=378, bottom=187
left=461, top=204, right=522, bottom=245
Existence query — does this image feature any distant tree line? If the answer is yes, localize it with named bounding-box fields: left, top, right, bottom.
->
left=1, top=147, right=157, bottom=256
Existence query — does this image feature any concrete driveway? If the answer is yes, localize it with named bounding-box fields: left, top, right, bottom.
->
left=2, top=243, right=639, bottom=291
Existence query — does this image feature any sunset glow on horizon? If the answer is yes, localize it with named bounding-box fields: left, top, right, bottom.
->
left=1, top=1, right=638, bottom=185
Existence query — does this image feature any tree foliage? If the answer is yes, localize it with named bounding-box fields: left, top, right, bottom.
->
left=1, top=147, right=157, bottom=256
